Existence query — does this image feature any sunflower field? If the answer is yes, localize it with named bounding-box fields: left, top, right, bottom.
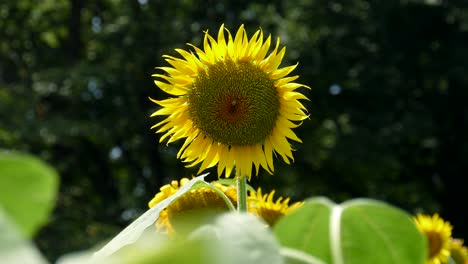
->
left=1, top=0, right=467, bottom=263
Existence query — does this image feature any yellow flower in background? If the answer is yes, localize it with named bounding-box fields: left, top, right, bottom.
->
left=248, top=188, right=303, bottom=226
left=148, top=181, right=303, bottom=232
left=150, top=24, right=309, bottom=180
left=450, top=239, right=468, bottom=264
left=148, top=178, right=237, bottom=233
left=414, top=214, right=453, bottom=264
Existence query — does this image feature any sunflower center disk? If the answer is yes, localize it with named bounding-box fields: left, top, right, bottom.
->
left=166, top=189, right=229, bottom=217
left=189, top=60, right=279, bottom=145
left=427, top=231, right=443, bottom=258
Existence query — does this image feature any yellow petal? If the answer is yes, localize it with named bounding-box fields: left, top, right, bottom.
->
left=224, top=147, right=235, bottom=178
left=270, top=63, right=298, bottom=79
left=217, top=145, right=228, bottom=176
left=274, top=75, right=299, bottom=87
left=198, top=141, right=220, bottom=173
left=276, top=117, right=302, bottom=142
left=263, top=138, right=275, bottom=172
left=153, top=80, right=188, bottom=96
left=255, top=34, right=271, bottom=62
left=269, top=129, right=294, bottom=163
left=264, top=46, right=286, bottom=73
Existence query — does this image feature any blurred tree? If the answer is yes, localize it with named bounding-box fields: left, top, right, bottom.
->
left=0, top=0, right=467, bottom=261
left=268, top=0, right=468, bottom=240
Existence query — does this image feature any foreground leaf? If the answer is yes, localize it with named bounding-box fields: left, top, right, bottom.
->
left=0, top=207, right=48, bottom=264
left=274, top=198, right=426, bottom=264
left=60, top=212, right=283, bottom=264
left=93, top=173, right=208, bottom=258
left=198, top=212, right=284, bottom=264
left=0, top=151, right=59, bottom=237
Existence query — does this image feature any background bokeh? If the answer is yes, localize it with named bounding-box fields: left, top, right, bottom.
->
left=1, top=0, right=467, bottom=261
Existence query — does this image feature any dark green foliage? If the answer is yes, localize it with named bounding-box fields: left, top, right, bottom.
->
left=1, top=0, right=467, bottom=261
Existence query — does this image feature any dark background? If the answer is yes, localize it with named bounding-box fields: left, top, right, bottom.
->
left=1, top=0, right=467, bottom=261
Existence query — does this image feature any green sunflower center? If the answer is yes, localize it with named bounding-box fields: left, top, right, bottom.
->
left=188, top=60, right=279, bottom=145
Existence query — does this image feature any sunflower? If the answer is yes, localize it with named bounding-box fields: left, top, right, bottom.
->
left=450, top=239, right=468, bottom=264
left=150, top=24, right=309, bottom=180
left=248, top=188, right=303, bottom=226
left=148, top=178, right=237, bottom=233
left=414, top=214, right=453, bottom=264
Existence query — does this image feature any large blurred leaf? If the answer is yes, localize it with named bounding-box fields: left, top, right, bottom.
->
left=93, top=174, right=208, bottom=259
left=57, top=230, right=206, bottom=264
left=63, top=212, right=283, bottom=264
left=199, top=212, right=284, bottom=264
left=0, top=207, right=48, bottom=264
left=0, top=151, right=59, bottom=237
left=274, top=198, right=426, bottom=264
left=273, top=198, right=333, bottom=263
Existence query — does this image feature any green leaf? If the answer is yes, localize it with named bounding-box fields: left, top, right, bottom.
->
left=60, top=212, right=283, bottom=264
left=274, top=198, right=427, bottom=264
left=274, top=197, right=333, bottom=263
left=448, top=257, right=456, bottom=264
left=93, top=173, right=209, bottom=259
left=0, top=207, right=48, bottom=264
left=58, top=231, right=206, bottom=264
left=40, top=31, right=59, bottom=48
left=280, top=247, right=327, bottom=264
left=202, top=212, right=283, bottom=264
left=0, top=151, right=59, bottom=237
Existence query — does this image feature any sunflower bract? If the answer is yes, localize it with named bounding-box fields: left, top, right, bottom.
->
left=150, top=24, right=309, bottom=179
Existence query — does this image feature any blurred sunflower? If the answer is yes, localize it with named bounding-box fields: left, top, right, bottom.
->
left=248, top=188, right=303, bottom=226
left=148, top=181, right=302, bottom=232
left=150, top=24, right=309, bottom=180
left=148, top=178, right=237, bottom=233
left=414, top=214, right=453, bottom=264
left=450, top=239, right=468, bottom=264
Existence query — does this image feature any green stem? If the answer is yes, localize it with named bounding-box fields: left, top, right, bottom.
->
left=196, top=181, right=236, bottom=211
left=236, top=175, right=248, bottom=212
